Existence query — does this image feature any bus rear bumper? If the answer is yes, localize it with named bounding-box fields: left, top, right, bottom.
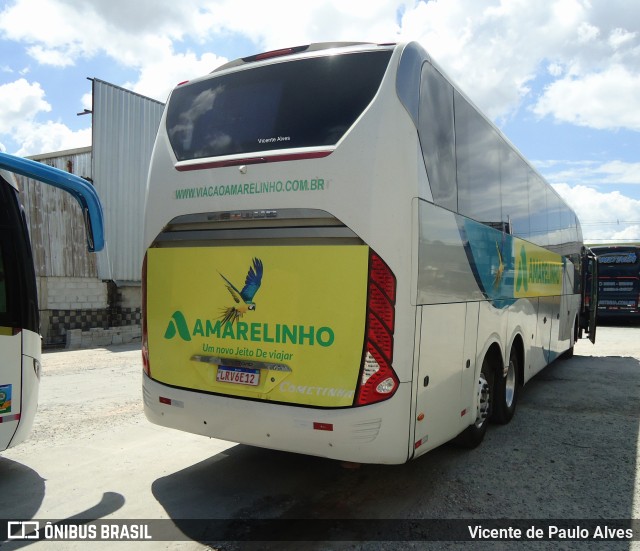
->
left=143, top=373, right=412, bottom=465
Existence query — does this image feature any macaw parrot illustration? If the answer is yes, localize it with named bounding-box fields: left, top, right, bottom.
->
left=218, top=257, right=264, bottom=324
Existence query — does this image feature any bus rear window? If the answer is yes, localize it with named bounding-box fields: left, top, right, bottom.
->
left=166, top=50, right=392, bottom=161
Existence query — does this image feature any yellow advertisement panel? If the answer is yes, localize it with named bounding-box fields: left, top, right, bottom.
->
left=513, top=241, right=564, bottom=298
left=147, top=245, right=369, bottom=407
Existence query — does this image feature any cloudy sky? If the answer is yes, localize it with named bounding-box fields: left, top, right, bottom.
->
left=1, top=0, right=639, bottom=243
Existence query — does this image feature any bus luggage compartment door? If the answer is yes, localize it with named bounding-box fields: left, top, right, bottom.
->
left=414, top=302, right=478, bottom=453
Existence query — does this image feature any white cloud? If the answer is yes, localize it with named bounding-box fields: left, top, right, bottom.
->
left=596, top=161, right=640, bottom=184
left=548, top=63, right=564, bottom=77
left=577, top=21, right=600, bottom=43
left=0, top=0, right=201, bottom=69
left=202, top=0, right=407, bottom=50
left=0, top=0, right=85, bottom=57
left=397, top=0, right=586, bottom=119
left=26, top=45, right=78, bottom=68
left=1, top=0, right=406, bottom=75
left=124, top=51, right=228, bottom=103
left=13, top=122, right=91, bottom=157
left=3, top=0, right=640, bottom=130
left=0, top=78, right=51, bottom=129
left=396, top=0, right=640, bottom=129
left=81, top=92, right=92, bottom=111
left=0, top=78, right=89, bottom=156
left=540, top=159, right=640, bottom=187
left=525, top=4, right=640, bottom=130
left=544, top=159, right=640, bottom=241
left=611, top=225, right=640, bottom=241
left=533, top=65, right=640, bottom=130
left=609, top=27, right=637, bottom=49
left=553, top=183, right=640, bottom=242
left=2, top=0, right=640, bottom=159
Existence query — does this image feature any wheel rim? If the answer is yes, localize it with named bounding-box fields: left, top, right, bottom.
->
left=504, top=358, right=516, bottom=408
left=475, top=372, right=491, bottom=428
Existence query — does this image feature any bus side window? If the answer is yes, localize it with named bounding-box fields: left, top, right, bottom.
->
left=0, top=182, right=38, bottom=332
left=454, top=90, right=502, bottom=227
left=500, top=143, right=529, bottom=240
left=418, top=63, right=457, bottom=212
left=0, top=241, right=6, bottom=318
left=547, top=189, right=562, bottom=254
left=528, top=171, right=549, bottom=248
left=0, top=222, right=18, bottom=329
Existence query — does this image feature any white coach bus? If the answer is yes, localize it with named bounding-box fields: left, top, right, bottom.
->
left=0, top=152, right=104, bottom=451
left=142, top=42, right=597, bottom=464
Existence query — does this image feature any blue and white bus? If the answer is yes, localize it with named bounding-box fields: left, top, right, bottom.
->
left=142, top=42, right=597, bottom=464
left=0, top=152, right=104, bottom=451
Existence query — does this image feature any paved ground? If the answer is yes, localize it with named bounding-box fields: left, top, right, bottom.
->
left=1, top=325, right=639, bottom=550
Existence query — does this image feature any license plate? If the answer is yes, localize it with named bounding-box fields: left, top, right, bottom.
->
left=216, top=366, right=260, bottom=386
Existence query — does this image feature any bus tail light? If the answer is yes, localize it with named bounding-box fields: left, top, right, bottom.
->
left=355, top=252, right=399, bottom=406
left=141, top=253, right=150, bottom=377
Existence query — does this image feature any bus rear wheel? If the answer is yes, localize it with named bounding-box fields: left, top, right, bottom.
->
left=492, top=347, right=519, bottom=424
left=453, top=355, right=492, bottom=448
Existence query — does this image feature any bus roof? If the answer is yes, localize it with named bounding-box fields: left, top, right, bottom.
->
left=212, top=42, right=394, bottom=74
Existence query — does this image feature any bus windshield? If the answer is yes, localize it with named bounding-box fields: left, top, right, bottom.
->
left=166, top=50, right=392, bottom=161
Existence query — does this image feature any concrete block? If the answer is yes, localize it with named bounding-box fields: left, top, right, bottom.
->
left=66, top=329, right=83, bottom=350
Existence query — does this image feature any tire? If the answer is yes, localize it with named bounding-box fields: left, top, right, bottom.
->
left=453, top=355, right=492, bottom=448
left=492, top=346, right=519, bottom=424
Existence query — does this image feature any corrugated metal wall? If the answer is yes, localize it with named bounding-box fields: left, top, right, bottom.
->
left=92, top=78, right=165, bottom=283
left=19, top=147, right=97, bottom=278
